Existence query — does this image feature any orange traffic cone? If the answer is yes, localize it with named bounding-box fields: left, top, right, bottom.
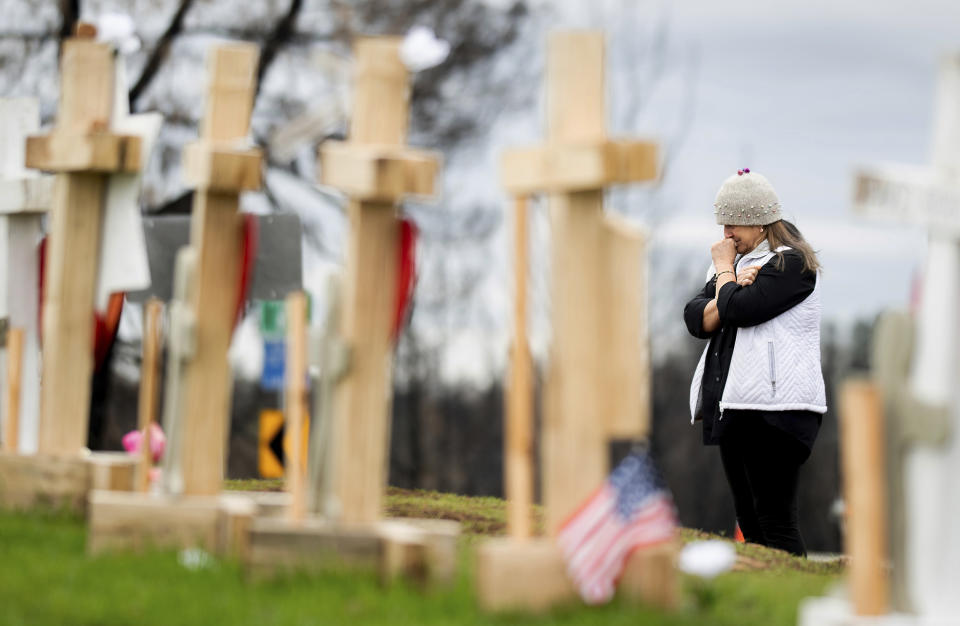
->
left=734, top=523, right=745, bottom=542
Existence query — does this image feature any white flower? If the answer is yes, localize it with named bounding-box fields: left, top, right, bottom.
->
left=96, top=12, right=141, bottom=55
left=400, top=26, right=450, bottom=72
left=678, top=540, right=737, bottom=579
left=178, top=548, right=214, bottom=571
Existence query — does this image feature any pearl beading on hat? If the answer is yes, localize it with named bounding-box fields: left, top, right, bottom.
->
left=712, top=202, right=780, bottom=218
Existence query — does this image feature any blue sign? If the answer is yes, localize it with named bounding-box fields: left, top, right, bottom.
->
left=261, top=339, right=285, bottom=391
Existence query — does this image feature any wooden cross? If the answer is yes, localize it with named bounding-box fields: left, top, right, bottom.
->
left=477, top=31, right=672, bottom=613
left=504, top=31, right=656, bottom=537
left=25, top=33, right=144, bottom=456
left=86, top=43, right=264, bottom=555
left=0, top=34, right=148, bottom=511
left=318, top=37, right=440, bottom=524
left=805, top=52, right=960, bottom=624
left=168, top=43, right=262, bottom=496
left=0, top=98, right=53, bottom=454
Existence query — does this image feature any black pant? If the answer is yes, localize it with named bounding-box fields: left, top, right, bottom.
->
left=718, top=411, right=810, bottom=557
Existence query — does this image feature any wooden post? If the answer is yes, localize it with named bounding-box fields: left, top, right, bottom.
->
left=600, top=215, right=649, bottom=439
left=498, top=32, right=656, bottom=536
left=506, top=196, right=534, bottom=539
left=177, top=43, right=261, bottom=495
left=285, top=291, right=307, bottom=522
left=840, top=380, right=889, bottom=616
left=3, top=328, right=23, bottom=453
left=541, top=31, right=615, bottom=534
left=136, top=299, right=163, bottom=492
left=28, top=34, right=143, bottom=455
left=478, top=31, right=662, bottom=613
left=320, top=38, right=440, bottom=524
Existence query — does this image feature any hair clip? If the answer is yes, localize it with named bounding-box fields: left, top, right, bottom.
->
left=737, top=167, right=751, bottom=176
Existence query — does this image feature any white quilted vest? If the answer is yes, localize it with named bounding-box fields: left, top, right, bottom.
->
left=688, top=244, right=827, bottom=423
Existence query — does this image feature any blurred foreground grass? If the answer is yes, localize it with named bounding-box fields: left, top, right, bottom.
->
left=0, top=485, right=841, bottom=625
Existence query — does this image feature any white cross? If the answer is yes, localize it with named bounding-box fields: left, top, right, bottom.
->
left=0, top=98, right=53, bottom=453
left=850, top=53, right=960, bottom=621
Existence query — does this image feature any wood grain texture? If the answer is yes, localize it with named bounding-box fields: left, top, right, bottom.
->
left=350, top=38, right=408, bottom=145
left=329, top=200, right=398, bottom=523
left=501, top=140, right=658, bottom=194
left=475, top=538, right=575, bottom=612
left=618, top=540, right=680, bottom=610
left=176, top=43, right=260, bottom=496
left=201, top=44, right=259, bottom=143
left=285, top=291, right=308, bottom=522
left=25, top=132, right=142, bottom=173
left=87, top=490, right=222, bottom=555
left=58, top=39, right=114, bottom=132
left=319, top=142, right=438, bottom=200
left=543, top=190, right=607, bottom=535
left=0, top=452, right=89, bottom=512
left=600, top=216, right=649, bottom=439
left=137, top=299, right=163, bottom=492
left=178, top=192, right=242, bottom=495
left=87, top=452, right=136, bottom=492
left=506, top=196, right=534, bottom=539
left=393, top=518, right=461, bottom=586
left=325, top=37, right=413, bottom=525
left=36, top=36, right=119, bottom=456
left=547, top=31, right=605, bottom=143
left=541, top=32, right=611, bottom=535
left=39, top=174, right=105, bottom=455
left=475, top=537, right=677, bottom=612
left=379, top=520, right=429, bottom=585
left=247, top=517, right=384, bottom=578
left=217, top=494, right=258, bottom=561
left=3, top=328, right=23, bottom=452
left=840, top=379, right=890, bottom=616
left=182, top=142, right=262, bottom=192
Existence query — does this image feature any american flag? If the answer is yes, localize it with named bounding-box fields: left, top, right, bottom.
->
left=557, top=448, right=678, bottom=604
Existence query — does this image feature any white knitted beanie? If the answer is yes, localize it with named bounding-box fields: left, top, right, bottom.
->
left=713, top=169, right=782, bottom=226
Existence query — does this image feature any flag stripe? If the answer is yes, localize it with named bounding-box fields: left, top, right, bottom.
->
left=557, top=450, right=677, bottom=605
left=573, top=499, right=675, bottom=589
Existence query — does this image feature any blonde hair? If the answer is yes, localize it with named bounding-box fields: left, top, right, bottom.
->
left=764, top=220, right=821, bottom=273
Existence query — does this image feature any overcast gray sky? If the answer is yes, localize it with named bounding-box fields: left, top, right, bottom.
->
left=619, top=0, right=960, bottom=322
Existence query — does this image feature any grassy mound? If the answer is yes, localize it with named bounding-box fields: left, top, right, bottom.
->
left=0, top=485, right=842, bottom=625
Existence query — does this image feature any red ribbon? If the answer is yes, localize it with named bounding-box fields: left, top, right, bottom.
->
left=392, top=218, right=418, bottom=341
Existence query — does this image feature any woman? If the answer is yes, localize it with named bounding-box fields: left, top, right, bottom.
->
left=683, top=169, right=826, bottom=557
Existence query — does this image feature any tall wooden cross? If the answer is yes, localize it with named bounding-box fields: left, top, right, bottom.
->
left=164, top=43, right=262, bottom=496
left=318, top=37, right=440, bottom=524
left=25, top=32, right=144, bottom=456
left=239, top=39, right=454, bottom=582
left=501, top=30, right=656, bottom=536
left=84, top=42, right=263, bottom=557
left=476, top=31, right=671, bottom=613
left=0, top=98, right=53, bottom=453
left=811, top=53, right=960, bottom=623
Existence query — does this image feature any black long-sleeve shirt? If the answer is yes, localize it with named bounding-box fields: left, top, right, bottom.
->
left=683, top=249, right=821, bottom=447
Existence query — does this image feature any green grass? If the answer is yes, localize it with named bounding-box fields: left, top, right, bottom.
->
left=0, top=488, right=841, bottom=625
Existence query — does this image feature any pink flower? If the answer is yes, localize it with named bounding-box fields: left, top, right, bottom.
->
left=122, top=422, right=166, bottom=463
